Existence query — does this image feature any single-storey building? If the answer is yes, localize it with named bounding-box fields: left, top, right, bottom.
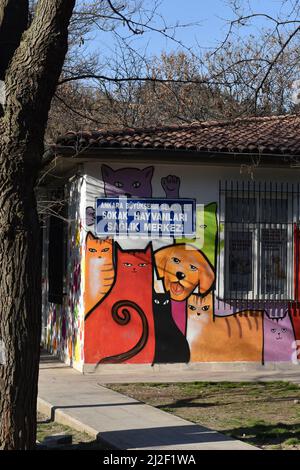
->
left=40, top=114, right=300, bottom=373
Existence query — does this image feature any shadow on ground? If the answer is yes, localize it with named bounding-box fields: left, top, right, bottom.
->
left=223, top=422, right=300, bottom=447
left=98, top=424, right=243, bottom=449
left=37, top=439, right=112, bottom=450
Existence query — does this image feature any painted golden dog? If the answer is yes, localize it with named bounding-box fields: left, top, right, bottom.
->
left=154, top=243, right=215, bottom=301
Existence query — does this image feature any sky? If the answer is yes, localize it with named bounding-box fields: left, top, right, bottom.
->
left=85, top=0, right=294, bottom=60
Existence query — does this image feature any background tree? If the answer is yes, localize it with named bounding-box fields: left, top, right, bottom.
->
left=45, top=0, right=300, bottom=138
left=216, top=0, right=300, bottom=112
left=46, top=36, right=300, bottom=139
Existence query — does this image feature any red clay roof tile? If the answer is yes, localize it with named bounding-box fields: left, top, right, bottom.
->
left=54, top=114, right=300, bottom=156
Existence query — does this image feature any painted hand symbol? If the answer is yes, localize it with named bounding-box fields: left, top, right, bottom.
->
left=161, top=175, right=181, bottom=198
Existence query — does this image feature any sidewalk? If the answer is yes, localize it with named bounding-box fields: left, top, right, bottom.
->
left=85, top=363, right=300, bottom=384
left=38, top=354, right=259, bottom=450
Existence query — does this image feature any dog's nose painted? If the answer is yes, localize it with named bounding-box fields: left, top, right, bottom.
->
left=176, top=271, right=185, bottom=280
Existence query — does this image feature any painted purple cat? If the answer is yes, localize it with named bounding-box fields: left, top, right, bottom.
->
left=102, top=165, right=154, bottom=197
left=263, top=311, right=295, bottom=362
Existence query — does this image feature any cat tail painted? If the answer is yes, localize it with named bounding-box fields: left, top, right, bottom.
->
left=95, top=300, right=149, bottom=366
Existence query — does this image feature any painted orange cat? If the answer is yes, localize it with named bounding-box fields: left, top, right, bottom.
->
left=84, top=232, right=114, bottom=314
left=186, top=294, right=263, bottom=362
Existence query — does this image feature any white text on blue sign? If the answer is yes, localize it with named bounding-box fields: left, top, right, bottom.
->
left=96, top=198, right=196, bottom=238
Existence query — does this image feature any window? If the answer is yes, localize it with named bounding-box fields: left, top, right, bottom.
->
left=219, top=183, right=294, bottom=301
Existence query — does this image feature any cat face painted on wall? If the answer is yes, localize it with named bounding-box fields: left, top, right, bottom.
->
left=86, top=233, right=113, bottom=261
left=102, top=164, right=154, bottom=197
left=263, top=311, right=296, bottom=362
left=117, top=245, right=153, bottom=278
left=153, top=292, right=171, bottom=310
left=186, top=294, right=212, bottom=350
left=187, top=293, right=213, bottom=318
left=269, top=325, right=288, bottom=341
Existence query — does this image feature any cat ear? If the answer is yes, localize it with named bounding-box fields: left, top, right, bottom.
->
left=86, top=231, right=96, bottom=241
left=144, top=242, right=153, bottom=255
left=114, top=241, right=124, bottom=252
left=142, top=166, right=154, bottom=181
left=101, top=164, right=114, bottom=180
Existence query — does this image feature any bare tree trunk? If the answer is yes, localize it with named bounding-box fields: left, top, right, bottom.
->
left=0, top=0, right=75, bottom=449
left=0, top=0, right=29, bottom=80
left=0, top=162, right=41, bottom=449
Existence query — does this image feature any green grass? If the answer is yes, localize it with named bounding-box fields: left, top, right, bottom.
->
left=223, top=420, right=300, bottom=447
left=107, top=381, right=300, bottom=450
left=283, top=437, right=300, bottom=446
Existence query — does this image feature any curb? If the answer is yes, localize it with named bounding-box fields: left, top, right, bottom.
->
left=37, top=397, right=117, bottom=449
left=37, top=395, right=258, bottom=451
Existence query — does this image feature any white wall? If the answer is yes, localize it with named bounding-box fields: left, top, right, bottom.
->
left=84, top=161, right=300, bottom=206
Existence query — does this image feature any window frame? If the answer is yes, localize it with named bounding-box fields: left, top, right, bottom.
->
left=218, top=188, right=294, bottom=302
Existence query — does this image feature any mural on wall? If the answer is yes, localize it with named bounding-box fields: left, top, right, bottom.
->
left=153, top=291, right=190, bottom=363
left=86, top=206, right=96, bottom=226
left=154, top=243, right=215, bottom=337
left=85, top=243, right=155, bottom=364
left=289, top=303, right=300, bottom=346
left=43, top=180, right=84, bottom=367
left=81, top=165, right=299, bottom=366
left=289, top=228, right=300, bottom=349
left=84, top=233, right=114, bottom=314
left=85, top=166, right=183, bottom=227
left=178, top=202, right=218, bottom=265
left=155, top=244, right=215, bottom=300
left=263, top=310, right=296, bottom=362
left=102, top=164, right=154, bottom=197
left=161, top=175, right=181, bottom=198
left=186, top=293, right=263, bottom=362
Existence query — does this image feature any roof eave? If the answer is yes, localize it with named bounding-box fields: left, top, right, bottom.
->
left=46, top=145, right=300, bottom=166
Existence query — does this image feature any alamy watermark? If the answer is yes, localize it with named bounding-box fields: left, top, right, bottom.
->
left=0, top=340, right=6, bottom=365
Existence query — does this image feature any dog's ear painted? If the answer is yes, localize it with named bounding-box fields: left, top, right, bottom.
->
left=154, top=245, right=174, bottom=279
left=197, top=253, right=215, bottom=295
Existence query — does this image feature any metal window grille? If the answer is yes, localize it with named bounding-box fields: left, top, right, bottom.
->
left=217, top=181, right=300, bottom=310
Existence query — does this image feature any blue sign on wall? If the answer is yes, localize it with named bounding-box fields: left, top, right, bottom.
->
left=95, top=197, right=196, bottom=238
